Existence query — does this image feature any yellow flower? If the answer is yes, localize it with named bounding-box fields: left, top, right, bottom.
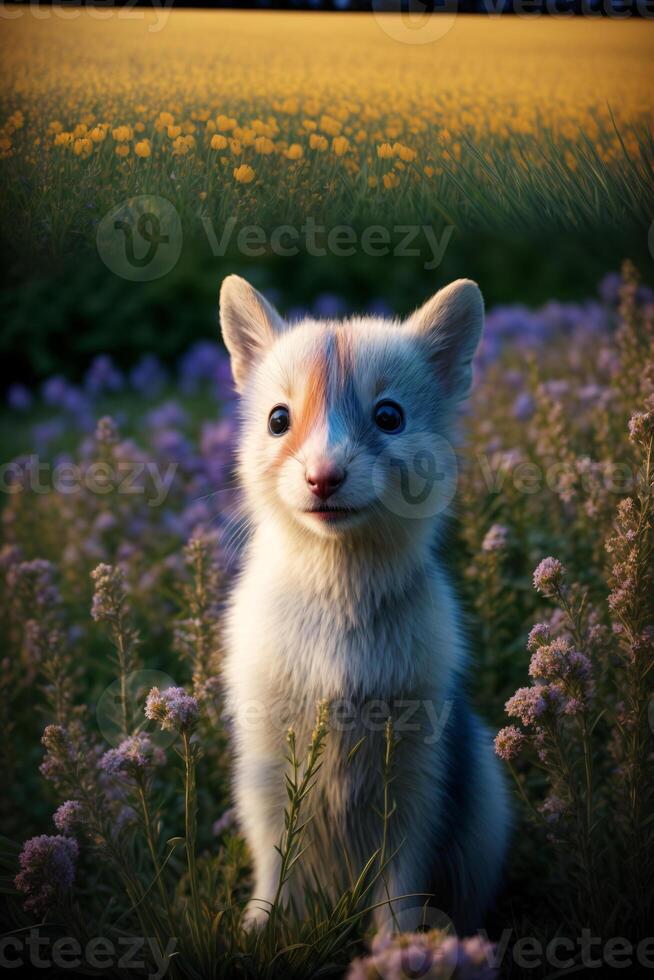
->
left=383, top=172, right=400, bottom=189
left=210, top=134, right=228, bottom=151
left=302, top=119, right=317, bottom=132
left=158, top=111, right=174, bottom=127
left=172, top=134, right=194, bottom=156
left=115, top=144, right=130, bottom=158
left=216, top=114, right=237, bottom=132
left=332, top=136, right=349, bottom=156
left=199, top=191, right=207, bottom=201
left=252, top=119, right=277, bottom=138
left=90, top=126, right=106, bottom=143
left=73, top=123, right=88, bottom=138
left=319, top=114, right=341, bottom=137
left=309, top=134, right=328, bottom=152
left=135, top=139, right=151, bottom=158
left=285, top=143, right=303, bottom=160
left=393, top=142, right=416, bottom=162
left=0, top=137, right=13, bottom=153
left=48, top=121, right=63, bottom=135
left=112, top=125, right=132, bottom=142
left=234, top=126, right=256, bottom=146
left=233, top=164, right=255, bottom=184
left=377, top=143, right=395, bottom=159
left=254, top=136, right=275, bottom=155
left=367, top=175, right=378, bottom=188
left=73, top=137, right=93, bottom=158
left=167, top=125, right=182, bottom=139
left=229, top=138, right=242, bottom=155
left=54, top=132, right=74, bottom=147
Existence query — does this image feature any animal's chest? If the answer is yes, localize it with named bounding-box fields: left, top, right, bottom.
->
left=229, top=572, right=430, bottom=705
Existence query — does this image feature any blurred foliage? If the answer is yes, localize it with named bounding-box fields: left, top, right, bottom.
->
left=2, top=228, right=648, bottom=390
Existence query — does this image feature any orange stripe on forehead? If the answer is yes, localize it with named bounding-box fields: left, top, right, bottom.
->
left=277, top=338, right=330, bottom=461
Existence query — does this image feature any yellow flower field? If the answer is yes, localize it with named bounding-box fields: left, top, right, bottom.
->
left=0, top=11, right=652, bottom=246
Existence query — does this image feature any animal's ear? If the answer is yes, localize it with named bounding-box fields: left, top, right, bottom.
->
left=219, top=275, right=285, bottom=393
left=406, top=279, right=484, bottom=400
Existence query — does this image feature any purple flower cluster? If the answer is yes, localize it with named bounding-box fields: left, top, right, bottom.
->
left=504, top=685, right=553, bottom=726
left=100, top=732, right=166, bottom=778
left=493, top=726, right=525, bottom=761
left=53, top=800, right=84, bottom=835
left=15, top=835, right=78, bottom=914
left=532, top=557, right=564, bottom=596
left=346, top=931, right=497, bottom=980
left=145, top=686, right=199, bottom=733
left=481, top=524, right=509, bottom=553
left=90, top=563, right=123, bottom=623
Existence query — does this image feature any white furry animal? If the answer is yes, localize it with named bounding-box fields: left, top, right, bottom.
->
left=219, top=275, right=510, bottom=934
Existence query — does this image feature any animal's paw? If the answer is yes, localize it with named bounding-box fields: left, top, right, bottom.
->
left=241, top=898, right=272, bottom=931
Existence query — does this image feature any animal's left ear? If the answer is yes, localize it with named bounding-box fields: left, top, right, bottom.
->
left=406, top=279, right=484, bottom=399
left=220, top=275, right=285, bottom=393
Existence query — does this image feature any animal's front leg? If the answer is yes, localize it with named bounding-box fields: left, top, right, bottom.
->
left=235, top=755, right=287, bottom=928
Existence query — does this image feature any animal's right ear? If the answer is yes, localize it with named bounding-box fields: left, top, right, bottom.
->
left=219, top=275, right=285, bottom=393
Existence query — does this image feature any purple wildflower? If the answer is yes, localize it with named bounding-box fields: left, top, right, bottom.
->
left=129, top=354, right=168, bottom=397
left=532, top=557, right=564, bottom=596
left=15, top=835, right=78, bottom=914
left=100, top=732, right=165, bottom=778
left=90, top=563, right=123, bottom=623
left=145, top=686, right=199, bottom=733
left=494, top=725, right=525, bottom=761
left=481, top=523, right=509, bottom=553
left=7, top=383, right=32, bottom=411
left=85, top=355, right=124, bottom=396
left=94, top=415, right=119, bottom=446
left=526, top=623, right=550, bottom=652
left=628, top=410, right=654, bottom=447
left=347, top=930, right=497, bottom=980
left=53, top=800, right=84, bottom=835
left=505, top=686, right=552, bottom=726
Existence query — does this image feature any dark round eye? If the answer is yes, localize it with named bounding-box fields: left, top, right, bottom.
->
left=374, top=400, right=404, bottom=433
left=268, top=405, right=290, bottom=436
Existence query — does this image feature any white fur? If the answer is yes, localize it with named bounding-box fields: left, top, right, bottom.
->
left=219, top=276, right=510, bottom=933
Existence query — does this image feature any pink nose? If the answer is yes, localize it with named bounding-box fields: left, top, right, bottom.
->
left=306, top=462, right=346, bottom=500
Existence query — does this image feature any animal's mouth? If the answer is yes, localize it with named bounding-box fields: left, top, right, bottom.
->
left=303, top=505, right=361, bottom=522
